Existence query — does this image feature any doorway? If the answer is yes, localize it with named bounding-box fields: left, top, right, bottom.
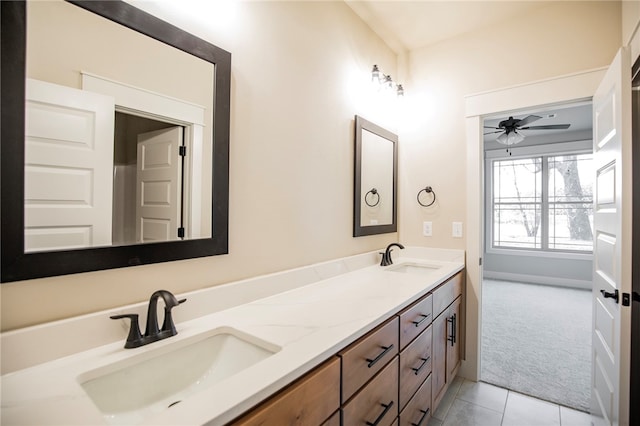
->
left=480, top=102, right=594, bottom=411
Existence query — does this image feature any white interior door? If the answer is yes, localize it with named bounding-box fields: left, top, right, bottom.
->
left=591, top=47, right=632, bottom=426
left=135, top=127, right=183, bottom=242
left=24, top=78, right=114, bottom=252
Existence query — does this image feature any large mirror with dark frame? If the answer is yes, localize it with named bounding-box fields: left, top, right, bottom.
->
left=353, top=115, right=398, bottom=237
left=1, top=0, right=231, bottom=282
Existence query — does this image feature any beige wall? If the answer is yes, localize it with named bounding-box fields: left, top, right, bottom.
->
left=398, top=1, right=621, bottom=249
left=1, top=1, right=398, bottom=331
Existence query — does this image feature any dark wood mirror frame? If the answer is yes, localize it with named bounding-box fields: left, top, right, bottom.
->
left=0, top=0, right=231, bottom=283
left=353, top=115, right=398, bottom=237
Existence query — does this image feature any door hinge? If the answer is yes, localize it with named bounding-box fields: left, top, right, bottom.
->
left=479, top=257, right=482, bottom=266
left=179, top=146, right=186, bottom=157
left=177, top=227, right=185, bottom=238
left=622, top=292, right=631, bottom=307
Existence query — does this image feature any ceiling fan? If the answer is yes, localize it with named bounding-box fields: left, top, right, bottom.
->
left=484, top=115, right=570, bottom=154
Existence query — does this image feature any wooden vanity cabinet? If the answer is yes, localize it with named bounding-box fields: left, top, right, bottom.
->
left=230, top=357, right=340, bottom=426
left=229, top=270, right=464, bottom=426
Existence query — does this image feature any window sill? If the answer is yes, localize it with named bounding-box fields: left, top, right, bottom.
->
left=485, top=247, right=593, bottom=261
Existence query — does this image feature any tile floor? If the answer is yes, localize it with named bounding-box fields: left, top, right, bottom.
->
left=428, top=376, right=595, bottom=426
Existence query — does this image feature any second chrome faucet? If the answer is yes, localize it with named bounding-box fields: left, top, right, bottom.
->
left=111, top=290, right=186, bottom=349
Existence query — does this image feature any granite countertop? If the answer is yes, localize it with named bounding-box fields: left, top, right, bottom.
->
left=1, top=251, right=464, bottom=426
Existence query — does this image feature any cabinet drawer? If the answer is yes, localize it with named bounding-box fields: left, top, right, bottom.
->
left=399, top=294, right=432, bottom=350
left=399, top=375, right=432, bottom=426
left=432, top=272, right=463, bottom=317
left=340, top=317, right=399, bottom=402
left=342, top=356, right=399, bottom=426
left=399, top=325, right=432, bottom=410
left=232, top=357, right=340, bottom=426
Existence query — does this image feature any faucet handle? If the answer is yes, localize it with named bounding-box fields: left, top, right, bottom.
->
left=110, top=314, right=143, bottom=349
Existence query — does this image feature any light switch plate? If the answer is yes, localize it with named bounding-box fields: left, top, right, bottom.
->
left=423, top=221, right=432, bottom=237
left=452, top=222, right=463, bottom=238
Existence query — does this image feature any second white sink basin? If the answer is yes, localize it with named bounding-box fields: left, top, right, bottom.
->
left=79, top=327, right=279, bottom=425
left=387, top=262, right=442, bottom=275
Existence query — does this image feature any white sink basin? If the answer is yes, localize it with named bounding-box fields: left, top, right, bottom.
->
left=78, top=327, right=279, bottom=425
left=387, top=262, right=442, bottom=275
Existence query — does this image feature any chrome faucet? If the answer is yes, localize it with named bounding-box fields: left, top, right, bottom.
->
left=111, top=290, right=186, bottom=349
left=380, top=243, right=405, bottom=266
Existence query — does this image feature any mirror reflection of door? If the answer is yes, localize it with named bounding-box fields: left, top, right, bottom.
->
left=24, top=79, right=115, bottom=253
left=112, top=113, right=185, bottom=245
left=360, top=129, right=394, bottom=227
left=135, top=127, right=183, bottom=244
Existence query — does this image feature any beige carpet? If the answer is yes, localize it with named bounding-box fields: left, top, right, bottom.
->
left=481, top=279, right=591, bottom=412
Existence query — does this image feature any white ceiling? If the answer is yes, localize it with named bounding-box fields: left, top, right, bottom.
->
left=345, top=0, right=593, bottom=146
left=345, top=1, right=550, bottom=53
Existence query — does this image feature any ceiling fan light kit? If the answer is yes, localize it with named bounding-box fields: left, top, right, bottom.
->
left=484, top=114, right=571, bottom=154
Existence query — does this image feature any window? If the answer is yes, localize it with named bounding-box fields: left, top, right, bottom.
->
left=491, top=153, right=593, bottom=252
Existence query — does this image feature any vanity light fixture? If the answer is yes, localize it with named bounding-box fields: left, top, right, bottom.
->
left=371, top=64, right=404, bottom=96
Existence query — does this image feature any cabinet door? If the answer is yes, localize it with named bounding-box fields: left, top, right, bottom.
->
left=431, top=311, right=447, bottom=405
left=446, top=296, right=462, bottom=382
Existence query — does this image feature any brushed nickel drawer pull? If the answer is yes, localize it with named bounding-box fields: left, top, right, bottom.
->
left=412, top=313, right=430, bottom=327
left=366, top=344, right=394, bottom=368
left=411, top=408, right=430, bottom=426
left=366, top=401, right=394, bottom=426
left=411, top=356, right=431, bottom=375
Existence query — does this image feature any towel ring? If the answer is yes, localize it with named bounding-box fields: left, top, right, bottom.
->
left=417, top=186, right=436, bottom=207
left=365, top=188, right=380, bottom=207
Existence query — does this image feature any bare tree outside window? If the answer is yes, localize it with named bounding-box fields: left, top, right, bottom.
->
left=492, top=153, right=593, bottom=252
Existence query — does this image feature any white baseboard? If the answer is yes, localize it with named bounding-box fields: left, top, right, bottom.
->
left=483, top=271, right=592, bottom=290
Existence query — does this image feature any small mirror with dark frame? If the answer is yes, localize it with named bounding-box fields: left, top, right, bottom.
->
left=353, top=115, right=398, bottom=237
left=0, top=0, right=231, bottom=282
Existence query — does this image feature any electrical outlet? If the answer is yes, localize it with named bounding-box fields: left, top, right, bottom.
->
left=423, top=221, right=432, bottom=237
left=452, top=222, right=463, bottom=238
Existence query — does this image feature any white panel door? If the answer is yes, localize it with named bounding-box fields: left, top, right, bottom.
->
left=24, top=78, right=114, bottom=252
left=135, top=127, right=183, bottom=242
left=591, top=47, right=632, bottom=426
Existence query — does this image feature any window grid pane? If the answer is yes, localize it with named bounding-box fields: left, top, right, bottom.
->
left=491, top=153, right=594, bottom=253
left=492, top=158, right=542, bottom=250
left=548, top=154, right=594, bottom=252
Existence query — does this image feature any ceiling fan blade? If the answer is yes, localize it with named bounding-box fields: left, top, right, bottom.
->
left=483, top=126, right=501, bottom=129
left=484, top=130, right=503, bottom=135
left=516, top=115, right=542, bottom=127
left=520, top=124, right=571, bottom=130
